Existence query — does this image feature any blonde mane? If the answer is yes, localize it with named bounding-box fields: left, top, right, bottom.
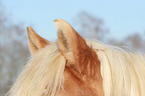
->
left=7, top=42, right=66, bottom=96
left=87, top=40, right=145, bottom=96
left=7, top=40, right=145, bottom=96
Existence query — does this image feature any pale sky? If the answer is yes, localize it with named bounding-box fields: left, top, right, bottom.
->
left=2, top=0, right=145, bottom=41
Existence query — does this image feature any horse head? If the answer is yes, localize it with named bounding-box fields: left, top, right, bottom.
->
left=27, top=19, right=103, bottom=96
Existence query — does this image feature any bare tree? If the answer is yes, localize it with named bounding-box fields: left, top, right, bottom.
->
left=74, top=12, right=109, bottom=41
left=109, top=33, right=145, bottom=51
left=75, top=12, right=145, bottom=50
left=0, top=5, right=29, bottom=95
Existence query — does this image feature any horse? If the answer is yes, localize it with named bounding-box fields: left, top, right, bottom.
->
left=7, top=19, right=145, bottom=96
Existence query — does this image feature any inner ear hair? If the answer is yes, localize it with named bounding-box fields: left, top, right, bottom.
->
left=27, top=27, right=50, bottom=55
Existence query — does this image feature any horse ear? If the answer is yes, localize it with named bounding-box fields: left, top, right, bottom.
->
left=54, top=19, right=100, bottom=78
left=54, top=19, right=88, bottom=63
left=27, top=27, right=50, bottom=55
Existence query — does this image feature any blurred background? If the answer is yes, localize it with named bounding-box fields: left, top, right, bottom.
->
left=0, top=0, right=145, bottom=95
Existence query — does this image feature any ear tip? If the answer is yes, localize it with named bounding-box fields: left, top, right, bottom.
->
left=27, top=27, right=36, bottom=37
left=27, top=26, right=32, bottom=31
left=27, top=27, right=36, bottom=34
left=54, top=19, right=69, bottom=26
left=54, top=19, right=63, bottom=30
left=54, top=19, right=64, bottom=23
left=54, top=19, right=71, bottom=31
